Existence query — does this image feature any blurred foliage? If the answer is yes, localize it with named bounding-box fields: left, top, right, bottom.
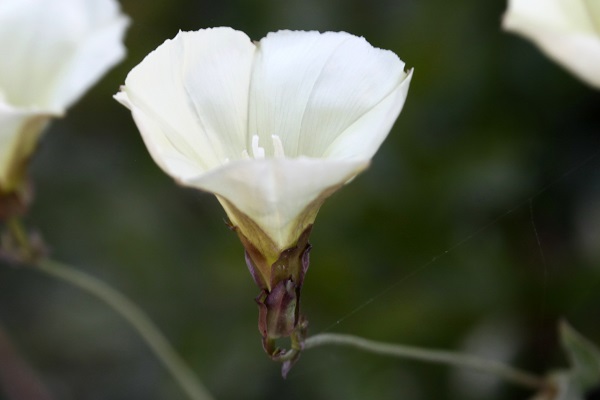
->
left=1, top=0, right=600, bottom=399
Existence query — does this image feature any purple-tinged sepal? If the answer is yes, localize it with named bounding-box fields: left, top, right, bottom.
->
left=241, top=225, right=312, bottom=376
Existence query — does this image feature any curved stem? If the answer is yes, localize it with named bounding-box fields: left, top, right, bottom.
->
left=36, top=259, right=214, bottom=400
left=304, top=333, right=546, bottom=391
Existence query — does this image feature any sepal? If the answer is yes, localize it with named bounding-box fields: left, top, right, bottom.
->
left=242, top=225, right=312, bottom=375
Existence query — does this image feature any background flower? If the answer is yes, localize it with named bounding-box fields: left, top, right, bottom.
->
left=0, top=0, right=129, bottom=193
left=503, top=0, right=600, bottom=89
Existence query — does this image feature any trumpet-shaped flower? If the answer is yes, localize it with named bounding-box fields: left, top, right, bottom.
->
left=503, top=0, right=600, bottom=89
left=116, top=28, right=412, bottom=363
left=0, top=0, right=129, bottom=195
left=116, top=27, right=412, bottom=283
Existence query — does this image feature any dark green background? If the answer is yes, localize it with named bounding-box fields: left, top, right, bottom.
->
left=1, top=0, right=599, bottom=399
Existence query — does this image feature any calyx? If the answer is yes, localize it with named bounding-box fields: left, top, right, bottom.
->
left=238, top=225, right=312, bottom=377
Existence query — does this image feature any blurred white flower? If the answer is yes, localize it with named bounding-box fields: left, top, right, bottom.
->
left=503, top=0, right=600, bottom=88
left=0, top=0, right=129, bottom=193
left=116, top=28, right=412, bottom=286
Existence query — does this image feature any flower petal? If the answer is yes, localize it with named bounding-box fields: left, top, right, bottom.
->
left=119, top=28, right=256, bottom=174
left=503, top=0, right=600, bottom=88
left=0, top=0, right=128, bottom=111
left=115, top=91, right=207, bottom=181
left=248, top=30, right=411, bottom=159
left=182, top=157, right=368, bottom=253
left=48, top=0, right=129, bottom=111
left=324, top=69, right=413, bottom=160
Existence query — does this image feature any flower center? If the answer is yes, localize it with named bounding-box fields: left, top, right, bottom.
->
left=241, top=134, right=285, bottom=160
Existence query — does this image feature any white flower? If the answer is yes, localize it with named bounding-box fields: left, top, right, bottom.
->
left=115, top=28, right=412, bottom=285
left=503, top=0, right=600, bottom=88
left=0, top=0, right=129, bottom=193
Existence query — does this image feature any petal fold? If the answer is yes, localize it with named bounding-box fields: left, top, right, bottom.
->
left=183, top=157, right=369, bottom=255
left=183, top=157, right=368, bottom=255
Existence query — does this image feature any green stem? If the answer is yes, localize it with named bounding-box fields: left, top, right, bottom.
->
left=304, top=333, right=546, bottom=391
left=36, top=258, right=214, bottom=400
left=3, top=218, right=212, bottom=399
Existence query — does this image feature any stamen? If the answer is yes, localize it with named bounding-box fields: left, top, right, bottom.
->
left=240, top=134, right=286, bottom=160
left=271, top=135, right=285, bottom=158
left=251, top=135, right=265, bottom=159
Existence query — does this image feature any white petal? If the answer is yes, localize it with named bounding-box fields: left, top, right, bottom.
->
left=0, top=102, right=51, bottom=191
left=324, top=69, right=413, bottom=160
left=119, top=28, right=256, bottom=174
left=503, top=0, right=600, bottom=88
left=48, top=0, right=129, bottom=110
left=248, top=30, right=410, bottom=158
left=183, top=158, right=368, bottom=250
left=114, top=91, right=203, bottom=181
left=0, top=0, right=128, bottom=111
